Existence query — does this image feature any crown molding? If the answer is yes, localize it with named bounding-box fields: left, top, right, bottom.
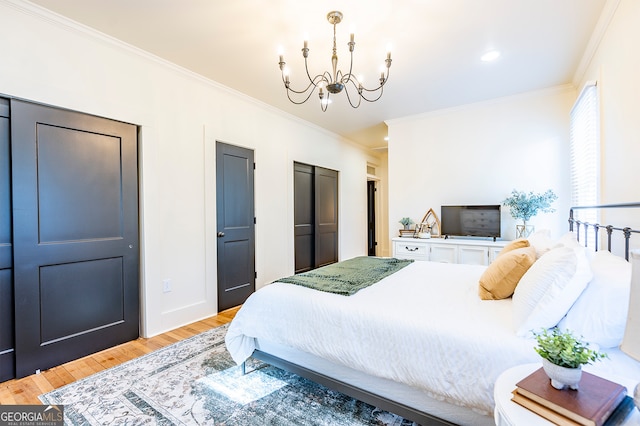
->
left=2, top=0, right=368, bottom=150
left=572, top=0, right=621, bottom=86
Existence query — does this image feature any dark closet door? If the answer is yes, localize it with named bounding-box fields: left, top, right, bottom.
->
left=11, top=100, right=139, bottom=378
left=216, top=142, right=255, bottom=311
left=0, top=98, right=13, bottom=382
left=293, top=162, right=338, bottom=272
left=314, top=167, right=338, bottom=268
left=294, top=163, right=314, bottom=273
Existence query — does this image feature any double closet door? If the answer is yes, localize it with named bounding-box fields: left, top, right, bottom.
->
left=0, top=98, right=139, bottom=381
left=293, top=162, right=338, bottom=273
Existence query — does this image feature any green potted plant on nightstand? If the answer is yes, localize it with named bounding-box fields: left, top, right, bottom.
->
left=534, top=328, right=607, bottom=390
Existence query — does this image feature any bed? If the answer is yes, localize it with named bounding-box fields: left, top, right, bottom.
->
left=225, top=204, right=640, bottom=425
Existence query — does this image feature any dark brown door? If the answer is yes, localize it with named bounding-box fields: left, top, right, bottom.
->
left=294, top=163, right=314, bottom=273
left=0, top=98, right=13, bottom=382
left=11, top=100, right=139, bottom=378
left=314, top=166, right=338, bottom=268
left=367, top=180, right=377, bottom=256
left=293, top=162, right=338, bottom=272
left=216, top=142, right=255, bottom=311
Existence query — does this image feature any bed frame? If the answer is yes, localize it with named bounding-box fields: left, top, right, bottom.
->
left=246, top=203, right=640, bottom=426
left=569, top=202, right=640, bottom=260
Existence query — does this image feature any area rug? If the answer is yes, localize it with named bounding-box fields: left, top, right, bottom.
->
left=40, top=324, right=417, bottom=425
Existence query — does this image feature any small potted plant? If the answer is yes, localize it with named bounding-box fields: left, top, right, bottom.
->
left=503, top=189, right=557, bottom=238
left=533, top=328, right=608, bottom=390
left=399, top=217, right=414, bottom=230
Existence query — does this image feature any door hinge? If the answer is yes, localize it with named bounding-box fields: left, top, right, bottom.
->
left=253, top=162, right=256, bottom=170
left=254, top=217, right=256, bottom=224
left=255, top=271, right=257, bottom=279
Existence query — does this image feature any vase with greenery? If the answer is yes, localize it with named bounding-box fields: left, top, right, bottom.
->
left=399, top=217, right=414, bottom=230
left=503, top=189, right=557, bottom=238
left=533, top=328, right=607, bottom=390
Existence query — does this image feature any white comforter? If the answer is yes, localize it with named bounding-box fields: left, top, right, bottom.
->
left=225, top=260, right=540, bottom=415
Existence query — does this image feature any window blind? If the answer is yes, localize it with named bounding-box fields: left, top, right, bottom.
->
left=569, top=82, right=599, bottom=246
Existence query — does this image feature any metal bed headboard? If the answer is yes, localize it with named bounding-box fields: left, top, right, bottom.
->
left=568, top=202, right=640, bottom=260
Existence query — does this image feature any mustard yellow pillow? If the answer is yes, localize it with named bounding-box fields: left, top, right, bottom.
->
left=478, top=246, right=537, bottom=300
left=497, top=238, right=530, bottom=257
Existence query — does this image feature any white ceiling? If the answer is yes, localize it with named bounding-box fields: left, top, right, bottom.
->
left=27, top=0, right=608, bottom=150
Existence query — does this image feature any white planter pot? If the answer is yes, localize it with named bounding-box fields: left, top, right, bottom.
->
left=541, top=358, right=582, bottom=390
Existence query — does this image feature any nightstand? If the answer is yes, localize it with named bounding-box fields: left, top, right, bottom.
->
left=494, top=363, right=640, bottom=426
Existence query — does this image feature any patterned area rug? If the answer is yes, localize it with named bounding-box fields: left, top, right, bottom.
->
left=40, top=324, right=418, bottom=425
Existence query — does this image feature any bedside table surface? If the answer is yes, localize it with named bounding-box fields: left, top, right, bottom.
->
left=494, top=363, right=640, bottom=426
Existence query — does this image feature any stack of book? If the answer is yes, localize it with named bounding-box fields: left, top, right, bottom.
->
left=398, top=229, right=416, bottom=237
left=511, top=368, right=635, bottom=426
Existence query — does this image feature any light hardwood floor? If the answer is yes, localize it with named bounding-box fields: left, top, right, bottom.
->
left=0, top=306, right=240, bottom=405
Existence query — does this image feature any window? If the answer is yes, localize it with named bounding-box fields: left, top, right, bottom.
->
left=569, top=82, right=600, bottom=246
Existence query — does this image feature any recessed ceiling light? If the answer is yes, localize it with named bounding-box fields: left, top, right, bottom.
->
left=481, top=50, right=500, bottom=62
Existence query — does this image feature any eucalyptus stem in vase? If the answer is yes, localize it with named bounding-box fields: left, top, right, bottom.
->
left=503, top=189, right=557, bottom=238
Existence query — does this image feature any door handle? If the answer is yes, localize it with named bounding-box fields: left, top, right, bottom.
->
left=217, top=232, right=225, bottom=237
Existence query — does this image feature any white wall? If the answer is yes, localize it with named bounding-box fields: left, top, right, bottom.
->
left=0, top=1, right=379, bottom=336
left=387, top=86, right=576, bottom=243
left=574, top=0, right=640, bottom=254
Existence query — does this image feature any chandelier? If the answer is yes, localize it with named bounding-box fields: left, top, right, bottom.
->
left=278, top=11, right=392, bottom=111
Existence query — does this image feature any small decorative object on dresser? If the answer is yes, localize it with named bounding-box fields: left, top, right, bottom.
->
left=417, top=208, right=440, bottom=238
left=503, top=189, right=557, bottom=238
left=399, top=217, right=414, bottom=230
left=533, top=328, right=607, bottom=390
left=398, top=217, right=415, bottom=237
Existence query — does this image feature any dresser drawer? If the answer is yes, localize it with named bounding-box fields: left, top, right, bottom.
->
left=393, top=240, right=429, bottom=260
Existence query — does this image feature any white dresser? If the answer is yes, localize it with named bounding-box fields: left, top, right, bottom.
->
left=392, top=237, right=509, bottom=265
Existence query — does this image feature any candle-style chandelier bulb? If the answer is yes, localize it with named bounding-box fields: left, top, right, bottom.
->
left=278, top=11, right=392, bottom=111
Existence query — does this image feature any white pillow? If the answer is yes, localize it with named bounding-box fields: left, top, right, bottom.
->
left=554, top=231, right=581, bottom=249
left=558, top=251, right=631, bottom=348
left=526, top=229, right=554, bottom=259
left=512, top=246, right=592, bottom=337
left=554, top=231, right=598, bottom=261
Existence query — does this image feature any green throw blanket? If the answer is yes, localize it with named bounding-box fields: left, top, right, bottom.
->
left=276, top=256, right=414, bottom=296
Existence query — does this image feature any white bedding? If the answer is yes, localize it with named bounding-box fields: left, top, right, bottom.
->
left=225, top=260, right=541, bottom=415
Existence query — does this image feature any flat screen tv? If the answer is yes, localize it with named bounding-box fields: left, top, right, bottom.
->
left=440, top=205, right=501, bottom=239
